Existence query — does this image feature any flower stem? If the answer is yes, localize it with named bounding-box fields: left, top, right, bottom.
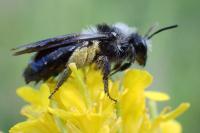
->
left=149, top=100, right=158, bottom=120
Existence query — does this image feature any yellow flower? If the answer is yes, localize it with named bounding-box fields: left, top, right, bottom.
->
left=10, top=63, right=190, bottom=133
left=160, top=120, right=182, bottom=133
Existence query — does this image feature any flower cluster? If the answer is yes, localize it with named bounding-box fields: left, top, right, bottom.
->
left=10, top=63, right=190, bottom=133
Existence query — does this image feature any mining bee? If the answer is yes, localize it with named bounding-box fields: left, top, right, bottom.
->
left=12, top=23, right=178, bottom=102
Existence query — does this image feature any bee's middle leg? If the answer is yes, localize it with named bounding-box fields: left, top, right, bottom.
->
left=49, top=66, right=72, bottom=99
left=96, top=55, right=117, bottom=102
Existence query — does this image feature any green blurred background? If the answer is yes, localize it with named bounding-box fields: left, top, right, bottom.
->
left=0, top=0, right=199, bottom=132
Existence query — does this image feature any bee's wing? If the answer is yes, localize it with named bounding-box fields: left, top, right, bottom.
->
left=12, top=33, right=111, bottom=55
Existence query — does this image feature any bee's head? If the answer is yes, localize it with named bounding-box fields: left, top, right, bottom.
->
left=130, top=34, right=148, bottom=66
left=130, top=24, right=178, bottom=66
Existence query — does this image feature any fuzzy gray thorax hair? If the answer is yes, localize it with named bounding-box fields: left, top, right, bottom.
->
left=82, top=22, right=136, bottom=36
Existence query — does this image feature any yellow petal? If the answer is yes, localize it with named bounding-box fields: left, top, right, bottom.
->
left=9, top=114, right=60, bottom=133
left=109, top=118, right=121, bottom=133
left=151, top=103, right=190, bottom=132
left=20, top=105, right=47, bottom=119
left=138, top=113, right=151, bottom=133
left=160, top=120, right=182, bottom=133
left=120, top=69, right=152, bottom=132
left=60, top=83, right=87, bottom=112
left=123, top=69, right=153, bottom=90
left=71, top=113, right=108, bottom=133
left=49, top=108, right=72, bottom=121
left=162, top=103, right=190, bottom=121
left=96, top=81, right=118, bottom=115
left=66, top=121, right=82, bottom=133
left=69, top=63, right=91, bottom=107
left=145, top=91, right=170, bottom=101
left=17, top=84, right=50, bottom=107
left=49, top=108, right=111, bottom=133
left=85, top=66, right=104, bottom=100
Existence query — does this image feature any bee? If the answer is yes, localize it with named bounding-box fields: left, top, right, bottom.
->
left=12, top=23, right=177, bottom=102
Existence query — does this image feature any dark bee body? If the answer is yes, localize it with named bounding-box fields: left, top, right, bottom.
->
left=12, top=23, right=177, bottom=102
left=24, top=45, right=78, bottom=83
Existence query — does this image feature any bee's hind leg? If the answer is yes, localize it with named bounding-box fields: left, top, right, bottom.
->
left=96, top=56, right=117, bottom=103
left=49, top=66, right=72, bottom=99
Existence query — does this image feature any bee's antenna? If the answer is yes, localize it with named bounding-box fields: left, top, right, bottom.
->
left=147, top=25, right=178, bottom=39
left=144, top=23, right=159, bottom=38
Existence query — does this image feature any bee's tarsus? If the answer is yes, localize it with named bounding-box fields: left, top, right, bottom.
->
left=104, top=76, right=117, bottom=103
left=106, top=93, right=117, bottom=103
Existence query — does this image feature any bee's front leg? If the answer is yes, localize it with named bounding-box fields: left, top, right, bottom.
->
left=96, top=55, right=117, bottom=103
left=49, top=66, right=72, bottom=99
left=110, top=62, right=132, bottom=76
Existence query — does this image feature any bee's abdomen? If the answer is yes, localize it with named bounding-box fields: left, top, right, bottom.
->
left=24, top=45, right=78, bottom=83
